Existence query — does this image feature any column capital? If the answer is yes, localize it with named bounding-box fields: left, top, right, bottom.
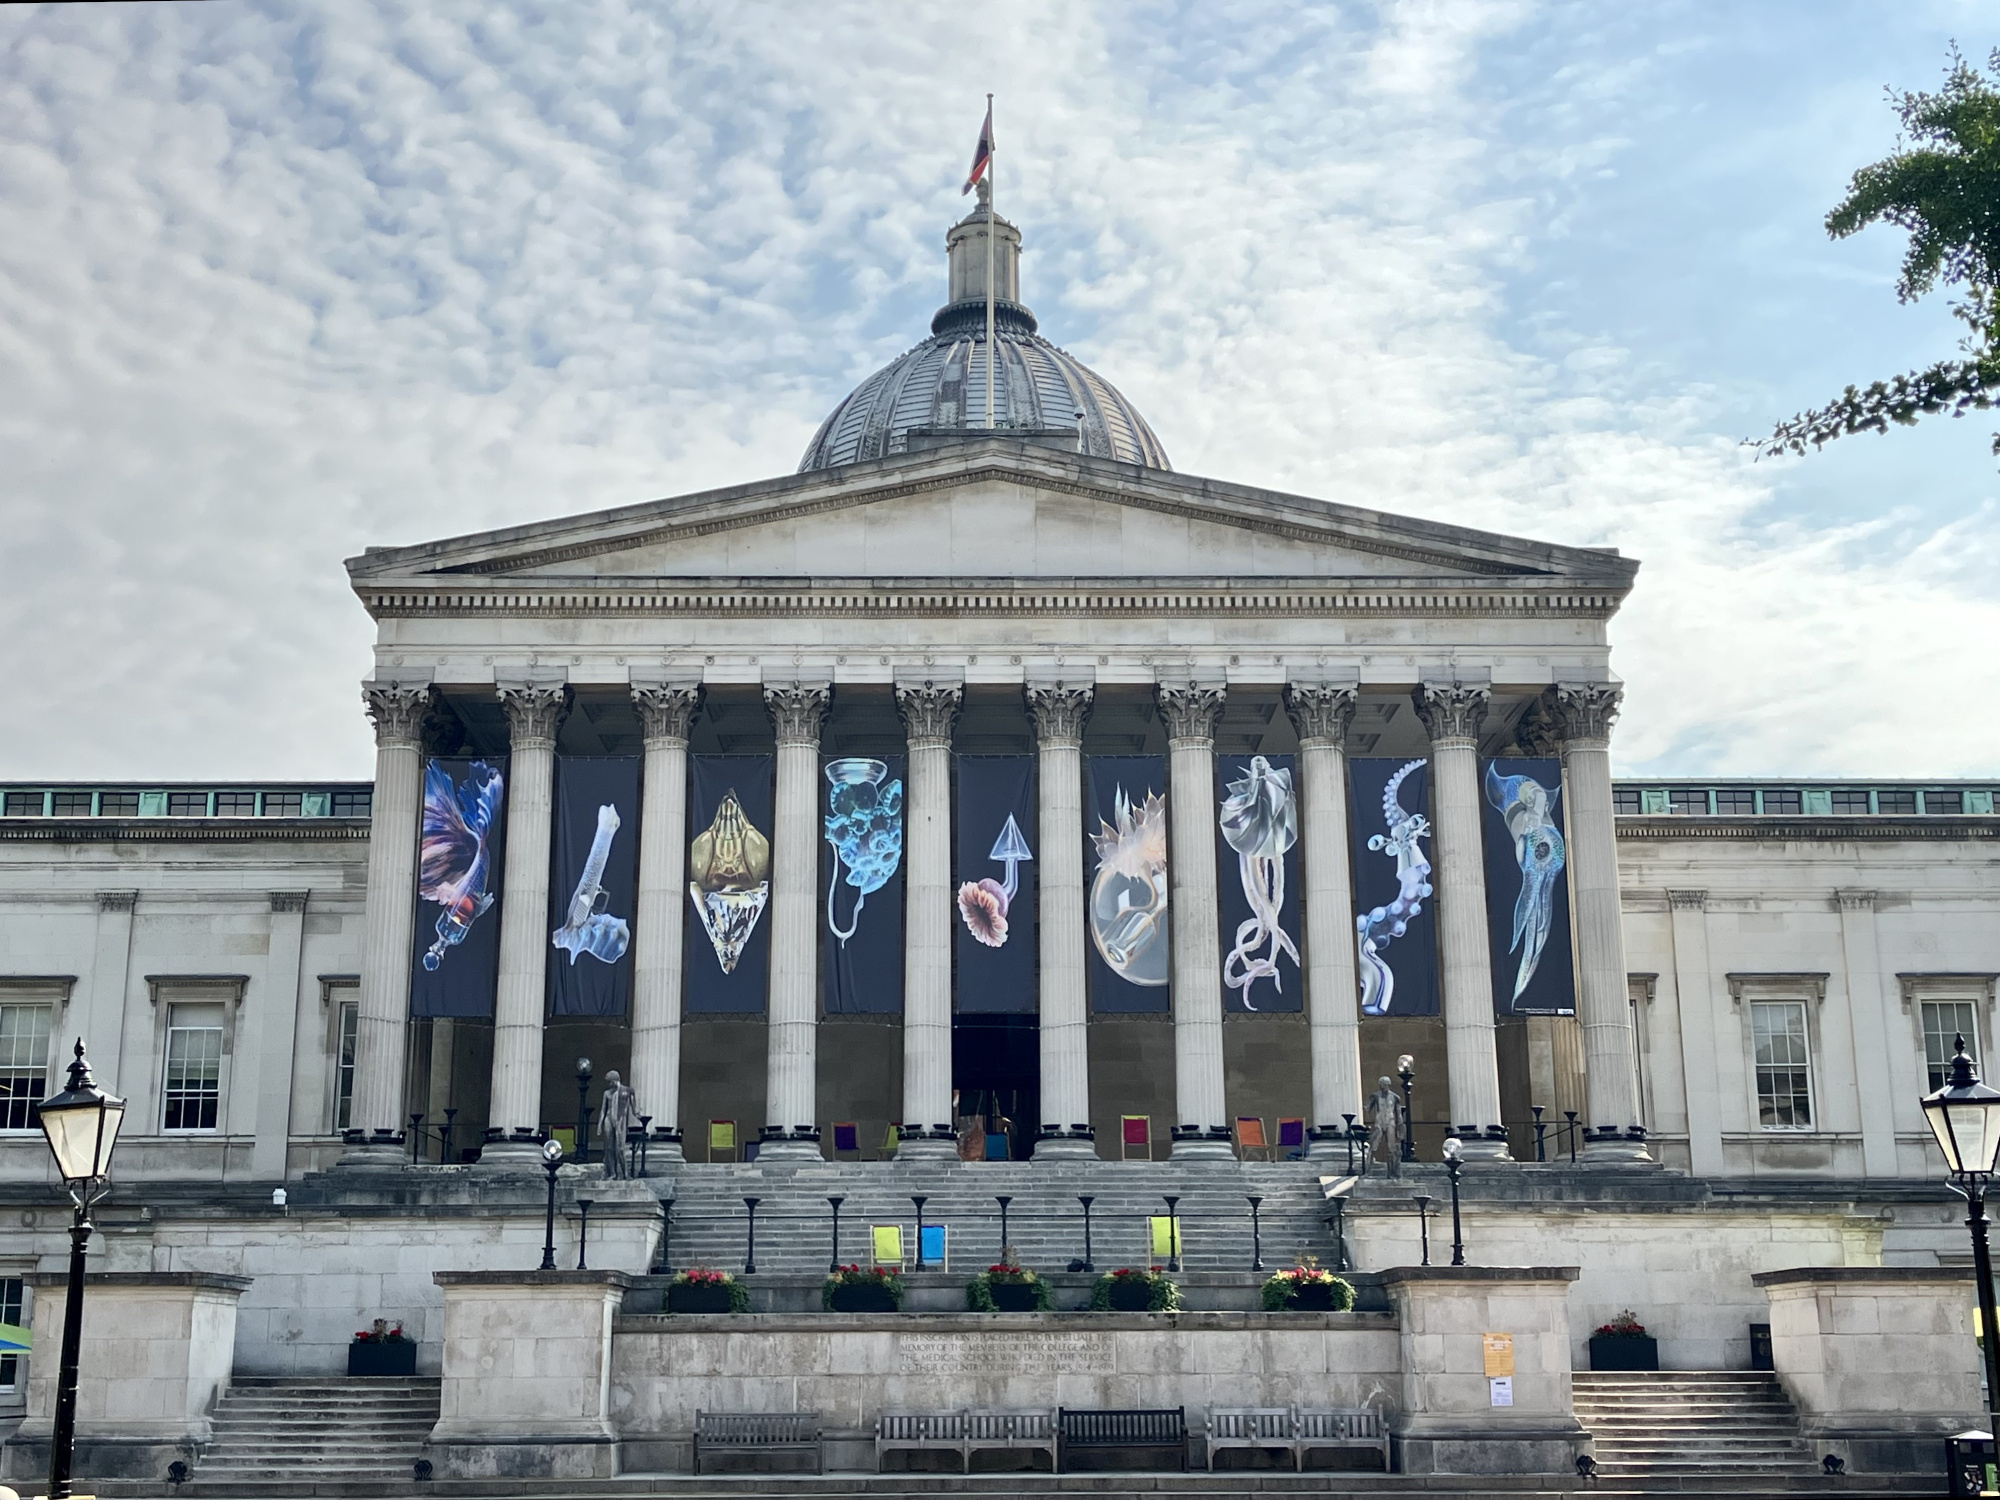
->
left=895, top=681, right=963, bottom=749
left=1158, top=682, right=1225, bottom=744
left=1413, top=682, right=1489, bottom=746
left=498, top=683, right=568, bottom=749
left=1026, top=683, right=1093, bottom=747
left=1283, top=682, right=1358, bottom=746
left=97, top=890, right=137, bottom=914
left=1666, top=888, right=1707, bottom=911
left=363, top=683, right=432, bottom=750
left=1553, top=681, right=1623, bottom=749
left=1511, top=690, right=1564, bottom=756
left=1835, top=887, right=1878, bottom=912
left=764, top=683, right=830, bottom=747
left=633, top=684, right=702, bottom=746
left=269, top=891, right=309, bottom=915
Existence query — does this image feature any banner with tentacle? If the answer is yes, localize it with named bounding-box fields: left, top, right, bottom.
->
left=1085, top=754, right=1170, bottom=1014
left=1479, top=757, right=1577, bottom=1017
left=410, top=755, right=508, bottom=1019
left=1347, top=757, right=1440, bottom=1019
left=822, top=753, right=905, bottom=1015
left=954, top=755, right=1037, bottom=1013
left=1215, top=753, right=1302, bottom=1013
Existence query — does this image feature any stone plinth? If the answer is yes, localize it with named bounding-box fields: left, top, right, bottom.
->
left=1379, top=1265, right=1584, bottom=1475
left=429, top=1270, right=629, bottom=1479
left=1754, top=1266, right=1981, bottom=1474
left=8, top=1270, right=251, bottom=1482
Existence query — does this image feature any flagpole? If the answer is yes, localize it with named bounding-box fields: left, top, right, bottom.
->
left=984, top=92, right=996, bottom=430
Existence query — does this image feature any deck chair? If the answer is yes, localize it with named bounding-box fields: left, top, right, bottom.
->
left=1121, top=1114, right=1152, bottom=1161
left=1147, top=1214, right=1182, bottom=1264
left=1277, top=1117, right=1308, bottom=1159
left=881, top=1123, right=900, bottom=1159
left=707, top=1119, right=737, bottom=1163
left=832, top=1121, right=860, bottom=1159
left=985, top=1131, right=1010, bottom=1161
left=549, top=1127, right=576, bottom=1158
left=1234, top=1116, right=1269, bottom=1161
left=870, top=1224, right=905, bottom=1270
left=918, top=1223, right=948, bottom=1271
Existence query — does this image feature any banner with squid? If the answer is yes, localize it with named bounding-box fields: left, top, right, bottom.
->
left=545, top=756, right=640, bottom=1018
left=684, top=754, right=774, bottom=1014
left=410, top=755, right=508, bottom=1019
left=954, top=755, right=1037, bottom=1013
left=1479, top=757, right=1577, bottom=1017
left=1085, top=754, right=1171, bottom=1014
left=822, top=753, right=905, bottom=1015
left=1215, top=753, right=1302, bottom=1012
left=1346, top=757, right=1441, bottom=1019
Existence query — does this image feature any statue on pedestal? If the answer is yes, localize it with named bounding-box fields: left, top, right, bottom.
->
left=1366, top=1075, right=1406, bottom=1179
left=597, top=1070, right=639, bottom=1179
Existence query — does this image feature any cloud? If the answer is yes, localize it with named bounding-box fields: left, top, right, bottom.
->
left=0, top=0, right=1992, bottom=780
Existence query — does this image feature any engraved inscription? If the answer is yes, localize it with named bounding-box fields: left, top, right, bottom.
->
left=897, top=1332, right=1114, bottom=1375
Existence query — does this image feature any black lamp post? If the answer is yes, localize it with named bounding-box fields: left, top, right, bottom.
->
left=1247, top=1195, right=1264, bottom=1272
left=1414, top=1193, right=1433, bottom=1266
left=1564, top=1109, right=1579, bottom=1164
left=1342, top=1113, right=1358, bottom=1173
left=440, top=1107, right=459, bottom=1165
left=1077, top=1195, right=1096, bottom=1272
left=37, top=1040, right=126, bottom=1500
left=409, top=1113, right=425, bottom=1164
left=1162, top=1195, right=1181, bottom=1273
left=653, top=1193, right=674, bottom=1275
left=538, top=1138, right=564, bottom=1270
left=743, top=1197, right=760, bottom=1275
left=911, top=1195, right=928, bottom=1271
left=1532, top=1105, right=1546, bottom=1163
left=996, top=1195, right=1012, bottom=1258
left=636, top=1116, right=652, bottom=1178
left=1921, top=1035, right=2000, bottom=1443
left=1397, top=1055, right=1417, bottom=1162
left=574, top=1199, right=594, bottom=1270
left=574, top=1057, right=593, bottom=1166
left=827, top=1196, right=844, bottom=1272
left=1442, top=1136, right=1466, bottom=1266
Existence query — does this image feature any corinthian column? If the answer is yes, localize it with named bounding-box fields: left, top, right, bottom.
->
left=342, top=683, right=429, bottom=1168
left=1161, top=683, right=1232, bottom=1159
left=1553, top=682, right=1650, bottom=1161
left=895, top=681, right=962, bottom=1158
left=631, top=683, right=701, bottom=1162
left=1284, top=682, right=1364, bottom=1157
left=1414, top=682, right=1509, bottom=1160
left=480, top=683, right=566, bottom=1170
left=1028, top=684, right=1095, bottom=1159
left=762, top=683, right=830, bottom=1159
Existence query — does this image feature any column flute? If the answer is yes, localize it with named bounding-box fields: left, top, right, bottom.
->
left=898, top=680, right=963, bottom=1158
left=631, top=684, right=701, bottom=1162
left=1029, top=684, right=1095, bottom=1158
left=762, top=683, right=830, bottom=1159
left=1161, top=683, right=1232, bottom=1159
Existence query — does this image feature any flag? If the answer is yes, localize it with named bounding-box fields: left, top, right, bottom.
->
left=961, top=101, right=993, bottom=195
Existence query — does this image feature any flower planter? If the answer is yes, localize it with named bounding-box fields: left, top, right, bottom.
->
left=348, top=1340, right=417, bottom=1378
left=829, top=1283, right=900, bottom=1313
left=667, top=1283, right=738, bottom=1314
left=1106, top=1281, right=1155, bottom=1312
left=1588, top=1333, right=1659, bottom=1371
left=1284, top=1282, right=1340, bottom=1311
left=987, top=1282, right=1041, bottom=1312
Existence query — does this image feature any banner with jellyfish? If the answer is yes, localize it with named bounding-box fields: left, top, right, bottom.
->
left=822, top=753, right=905, bottom=1015
left=1480, top=757, right=1577, bottom=1017
left=545, top=756, right=640, bottom=1019
left=1085, top=755, right=1170, bottom=1014
left=954, top=755, right=1037, bottom=1013
left=684, top=754, right=774, bottom=1015
left=1347, top=757, right=1440, bottom=1020
left=1215, top=754, right=1302, bottom=1013
left=410, top=755, right=508, bottom=1019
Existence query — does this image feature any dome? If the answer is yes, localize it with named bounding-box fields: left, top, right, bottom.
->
left=799, top=196, right=1170, bottom=473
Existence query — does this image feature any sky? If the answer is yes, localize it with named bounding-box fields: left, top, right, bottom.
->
left=2, top=0, right=1996, bottom=782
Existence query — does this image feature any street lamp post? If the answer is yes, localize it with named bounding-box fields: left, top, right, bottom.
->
left=37, top=1039, right=127, bottom=1500
left=1920, top=1036, right=2000, bottom=1444
left=827, top=1196, right=844, bottom=1272
left=1413, top=1193, right=1434, bottom=1266
left=1076, top=1195, right=1096, bottom=1272
left=1247, top=1196, right=1264, bottom=1271
left=538, top=1138, right=564, bottom=1270
left=1162, top=1195, right=1181, bottom=1273
left=1397, top=1055, right=1417, bottom=1162
left=1442, top=1136, right=1466, bottom=1265
left=573, top=1057, right=593, bottom=1166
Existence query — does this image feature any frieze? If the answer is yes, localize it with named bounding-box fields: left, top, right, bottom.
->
left=897, top=1331, right=1114, bottom=1375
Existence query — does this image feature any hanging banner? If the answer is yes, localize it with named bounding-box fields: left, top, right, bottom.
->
left=823, top=753, right=905, bottom=1014
left=1216, top=753, right=1302, bottom=1013
left=410, top=756, right=508, bottom=1019
left=1481, top=757, right=1577, bottom=1017
left=545, top=757, right=640, bottom=1018
left=685, top=754, right=774, bottom=1014
left=1348, top=757, right=1440, bottom=1019
left=1086, top=754, right=1170, bottom=1014
left=955, top=755, right=1037, bottom=1013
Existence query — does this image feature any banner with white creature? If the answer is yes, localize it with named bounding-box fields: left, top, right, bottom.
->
left=1347, top=757, right=1441, bottom=1020
left=1479, top=757, right=1577, bottom=1017
left=1214, top=753, right=1302, bottom=1013
left=544, top=756, right=639, bottom=1018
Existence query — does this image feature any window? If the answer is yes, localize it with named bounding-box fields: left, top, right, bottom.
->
left=1613, top=788, right=1640, bottom=814
left=1831, top=789, right=1871, bottom=813
left=213, top=792, right=256, bottom=816
left=1668, top=789, right=1707, bottom=815
left=1713, top=789, right=1756, bottom=815
left=49, top=793, right=91, bottom=817
left=334, top=1000, right=359, bottom=1132
left=1923, top=1001, right=1982, bottom=1091
left=0, top=1006, right=51, bottom=1131
left=98, top=791, right=139, bottom=816
left=1877, top=789, right=1917, bottom=814
left=1762, top=789, right=1802, bottom=814
left=330, top=790, right=372, bottom=818
left=162, top=1003, right=225, bottom=1131
left=0, top=1277, right=23, bottom=1390
left=261, top=792, right=303, bottom=817
left=166, top=792, right=208, bottom=817
left=1, top=793, right=41, bottom=817
left=1926, top=790, right=1964, bottom=815
left=1751, top=1001, right=1814, bottom=1129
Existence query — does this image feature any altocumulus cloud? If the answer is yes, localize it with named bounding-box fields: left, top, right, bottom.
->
left=0, top=0, right=1994, bottom=779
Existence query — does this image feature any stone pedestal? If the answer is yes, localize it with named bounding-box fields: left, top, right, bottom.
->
left=1380, top=1265, right=1585, bottom=1475
left=428, top=1271, right=629, bottom=1479
left=8, top=1271, right=252, bottom=1481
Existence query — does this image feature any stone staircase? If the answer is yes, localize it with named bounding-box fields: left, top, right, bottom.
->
left=193, top=1375, right=439, bottom=1485
left=1574, top=1371, right=1821, bottom=1481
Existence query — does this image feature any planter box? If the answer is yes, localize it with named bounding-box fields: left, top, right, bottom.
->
left=987, top=1282, right=1040, bottom=1312
left=1106, top=1282, right=1156, bottom=1312
left=829, top=1283, right=900, bottom=1313
left=1588, top=1334, right=1659, bottom=1371
left=667, top=1284, right=738, bottom=1314
left=1283, top=1283, right=1341, bottom=1311
left=348, top=1340, right=417, bottom=1377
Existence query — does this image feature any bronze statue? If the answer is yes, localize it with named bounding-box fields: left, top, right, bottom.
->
left=1366, top=1075, right=1407, bottom=1179
left=596, top=1069, right=640, bottom=1179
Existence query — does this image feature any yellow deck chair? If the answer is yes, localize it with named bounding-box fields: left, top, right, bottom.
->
left=870, top=1224, right=905, bottom=1270
left=1147, top=1214, right=1182, bottom=1264
left=549, top=1127, right=576, bottom=1158
left=707, top=1119, right=737, bottom=1163
left=880, top=1123, right=900, bottom=1159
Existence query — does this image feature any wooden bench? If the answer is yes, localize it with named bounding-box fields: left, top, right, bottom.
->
left=876, top=1409, right=1057, bottom=1472
left=693, top=1411, right=822, bottom=1474
left=876, top=1410, right=965, bottom=1468
left=967, top=1408, right=1058, bottom=1470
left=1059, top=1407, right=1187, bottom=1471
left=1205, top=1406, right=1295, bottom=1468
left=1295, top=1407, right=1390, bottom=1470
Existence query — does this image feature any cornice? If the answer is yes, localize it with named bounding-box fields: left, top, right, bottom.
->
left=1616, top=816, right=2000, bottom=842
left=0, top=819, right=372, bottom=845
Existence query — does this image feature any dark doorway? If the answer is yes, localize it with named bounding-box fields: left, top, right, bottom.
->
left=952, top=1014, right=1039, bottom=1161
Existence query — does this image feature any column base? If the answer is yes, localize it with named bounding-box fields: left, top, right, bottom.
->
left=645, top=1132, right=686, bottom=1165
left=1170, top=1135, right=1236, bottom=1161
left=754, top=1139, right=821, bottom=1162
left=332, top=1130, right=407, bottom=1171
left=895, top=1136, right=959, bottom=1161
left=1582, top=1129, right=1656, bottom=1166
left=1451, top=1130, right=1513, bottom=1163
left=1033, top=1132, right=1098, bottom=1161
left=474, top=1136, right=549, bottom=1173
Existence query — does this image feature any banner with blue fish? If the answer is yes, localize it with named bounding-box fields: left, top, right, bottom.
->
left=1347, top=757, right=1440, bottom=1019
left=954, top=755, right=1037, bottom=1013
left=546, top=756, right=639, bottom=1018
left=410, top=756, right=508, bottom=1019
left=823, top=754, right=905, bottom=1014
left=1480, top=757, right=1577, bottom=1017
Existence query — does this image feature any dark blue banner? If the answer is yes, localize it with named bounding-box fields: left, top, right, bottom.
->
left=955, top=755, right=1037, bottom=1013
left=1481, top=757, right=1577, bottom=1017
left=685, top=755, right=773, bottom=1015
left=1216, top=753, right=1302, bottom=1013
left=1348, top=757, right=1440, bottom=1020
left=411, top=756, right=507, bottom=1019
left=823, top=754, right=905, bottom=1014
left=546, top=757, right=640, bottom=1018
left=1086, top=754, right=1170, bottom=1014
